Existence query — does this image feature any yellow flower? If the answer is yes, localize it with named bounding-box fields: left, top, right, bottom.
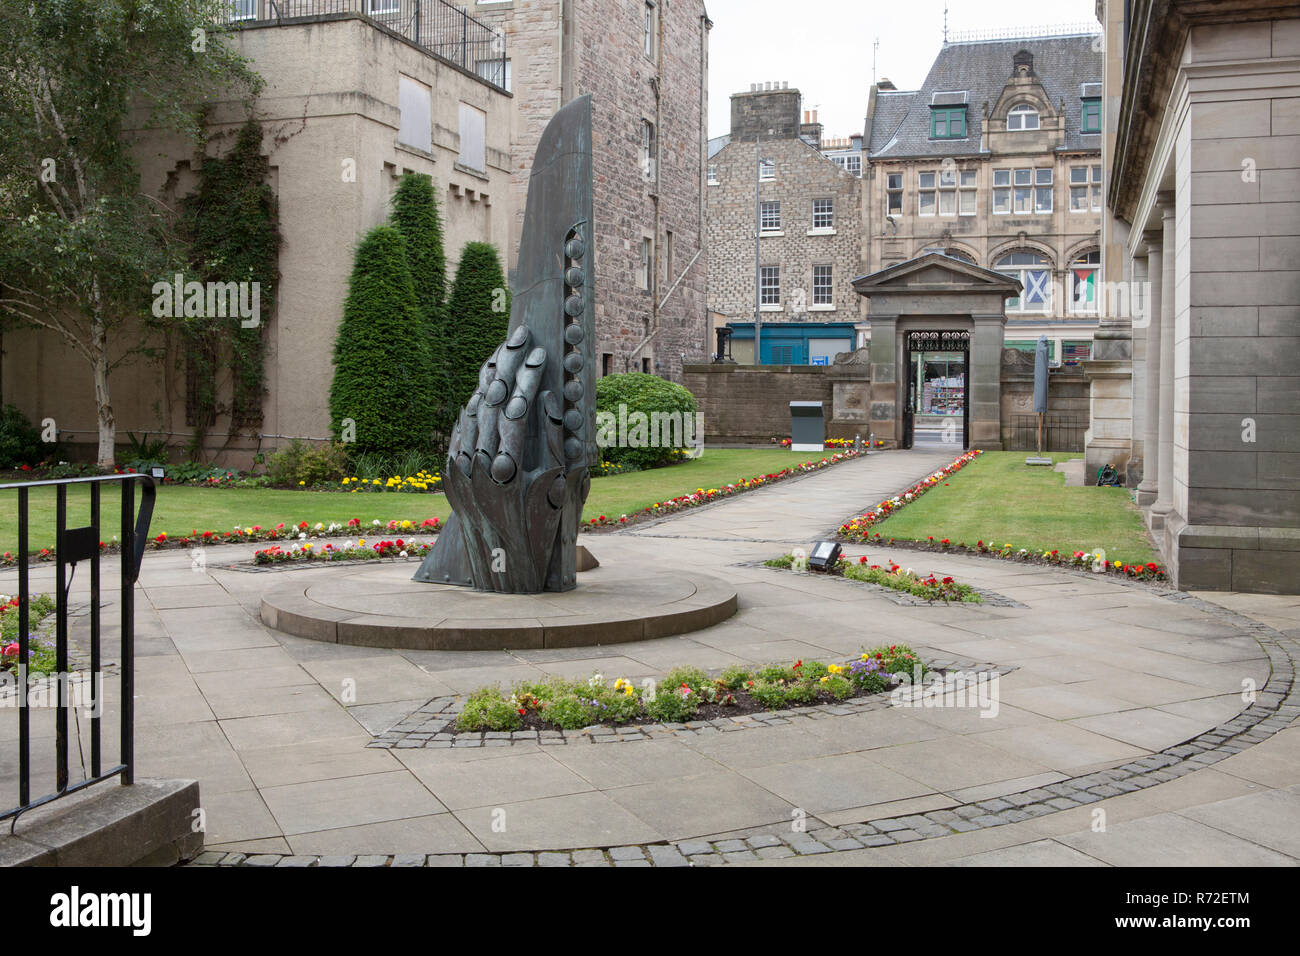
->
left=299, top=480, right=305, bottom=486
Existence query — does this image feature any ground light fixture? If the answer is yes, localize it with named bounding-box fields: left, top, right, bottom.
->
left=809, top=540, right=842, bottom=571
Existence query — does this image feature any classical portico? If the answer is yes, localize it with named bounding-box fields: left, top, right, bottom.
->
left=852, top=253, right=1021, bottom=450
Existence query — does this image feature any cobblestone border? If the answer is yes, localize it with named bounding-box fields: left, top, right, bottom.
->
left=365, top=657, right=1014, bottom=750
left=193, top=592, right=1297, bottom=867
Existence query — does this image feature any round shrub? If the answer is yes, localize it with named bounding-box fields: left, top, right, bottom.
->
left=0, top=405, right=46, bottom=467
left=594, top=372, right=698, bottom=470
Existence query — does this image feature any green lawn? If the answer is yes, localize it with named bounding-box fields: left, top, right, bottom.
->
left=0, top=447, right=841, bottom=554
left=865, top=451, right=1156, bottom=564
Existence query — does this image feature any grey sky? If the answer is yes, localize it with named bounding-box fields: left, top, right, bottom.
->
left=704, top=0, right=1101, bottom=139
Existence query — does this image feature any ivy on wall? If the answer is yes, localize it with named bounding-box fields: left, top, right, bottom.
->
left=178, top=116, right=281, bottom=442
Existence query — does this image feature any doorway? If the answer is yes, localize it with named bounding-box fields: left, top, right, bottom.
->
left=902, top=329, right=970, bottom=450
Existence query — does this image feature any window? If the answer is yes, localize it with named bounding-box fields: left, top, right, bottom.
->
left=457, top=102, right=486, bottom=170
left=639, top=237, right=654, bottom=291
left=1081, top=97, right=1101, bottom=134
left=1069, top=250, right=1101, bottom=315
left=886, top=172, right=903, bottom=215
left=475, top=57, right=512, bottom=92
left=930, top=106, right=967, bottom=139
left=845, top=155, right=862, bottom=176
left=642, top=357, right=652, bottom=373
left=641, top=120, right=656, bottom=180
left=920, top=169, right=964, bottom=217
left=760, top=200, right=781, bottom=232
left=665, top=230, right=674, bottom=280
left=996, top=251, right=1053, bottom=313
left=759, top=159, right=775, bottom=181
left=707, top=163, right=718, bottom=185
left=231, top=0, right=257, bottom=20
left=1007, top=104, right=1040, bottom=131
left=399, top=77, right=432, bottom=152
left=1063, top=340, right=1092, bottom=364
left=812, top=198, right=834, bottom=230
left=812, top=265, right=833, bottom=305
left=760, top=266, right=780, bottom=306
left=1034, top=167, right=1053, bottom=213
left=918, top=170, right=936, bottom=216
left=994, top=167, right=1051, bottom=214
left=1070, top=164, right=1103, bottom=212
left=959, top=169, right=977, bottom=216
left=644, top=2, right=657, bottom=59
left=602, top=353, right=613, bottom=376
left=366, top=0, right=399, bottom=14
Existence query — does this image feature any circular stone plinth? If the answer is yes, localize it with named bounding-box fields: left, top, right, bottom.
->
left=259, top=563, right=738, bottom=650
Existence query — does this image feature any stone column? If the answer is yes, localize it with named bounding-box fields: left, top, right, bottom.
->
left=866, top=315, right=898, bottom=446
left=969, top=313, right=1006, bottom=450
left=1135, top=228, right=1162, bottom=507
left=1151, top=193, right=1177, bottom=528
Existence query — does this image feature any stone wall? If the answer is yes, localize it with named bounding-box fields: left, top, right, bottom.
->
left=999, top=350, right=1090, bottom=451
left=474, top=0, right=711, bottom=380
left=708, top=135, right=864, bottom=325
left=682, top=363, right=870, bottom=443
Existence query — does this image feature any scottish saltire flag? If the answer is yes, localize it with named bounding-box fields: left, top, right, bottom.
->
left=1024, top=269, right=1051, bottom=307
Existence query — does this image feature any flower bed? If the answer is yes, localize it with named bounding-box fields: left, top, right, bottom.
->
left=455, top=647, right=929, bottom=733
left=253, top=538, right=433, bottom=565
left=585, top=449, right=861, bottom=530
left=0, top=593, right=57, bottom=675
left=1, top=517, right=443, bottom=567
left=834, top=448, right=1167, bottom=583
left=765, top=553, right=982, bottom=602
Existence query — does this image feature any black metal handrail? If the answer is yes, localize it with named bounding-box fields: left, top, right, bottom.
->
left=1, top=473, right=156, bottom=825
left=225, top=0, right=509, bottom=90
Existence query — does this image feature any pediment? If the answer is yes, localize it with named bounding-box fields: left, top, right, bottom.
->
left=851, top=252, right=1022, bottom=295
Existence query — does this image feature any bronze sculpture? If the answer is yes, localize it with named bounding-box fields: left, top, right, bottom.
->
left=413, top=96, right=596, bottom=593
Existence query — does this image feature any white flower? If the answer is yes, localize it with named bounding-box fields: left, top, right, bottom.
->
left=399, top=550, right=408, bottom=558
left=315, top=522, right=324, bottom=531
left=372, top=519, right=381, bottom=527
left=299, top=533, right=307, bottom=540
left=344, top=540, right=353, bottom=549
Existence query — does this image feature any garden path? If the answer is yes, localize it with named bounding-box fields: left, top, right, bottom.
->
left=3, top=449, right=1297, bottom=866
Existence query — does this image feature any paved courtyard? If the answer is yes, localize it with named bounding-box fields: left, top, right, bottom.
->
left=3, top=449, right=1298, bottom=866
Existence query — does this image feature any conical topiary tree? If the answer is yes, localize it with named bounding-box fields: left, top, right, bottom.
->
left=446, top=241, right=510, bottom=409
left=329, top=225, right=432, bottom=455
left=391, top=173, right=450, bottom=446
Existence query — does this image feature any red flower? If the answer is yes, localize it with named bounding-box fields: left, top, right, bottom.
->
left=793, top=660, right=802, bottom=669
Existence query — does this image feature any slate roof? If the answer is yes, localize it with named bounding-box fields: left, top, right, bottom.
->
left=867, top=34, right=1102, bottom=159
left=707, top=134, right=730, bottom=159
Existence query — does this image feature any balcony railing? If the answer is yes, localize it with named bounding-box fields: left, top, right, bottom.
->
left=226, top=0, right=509, bottom=91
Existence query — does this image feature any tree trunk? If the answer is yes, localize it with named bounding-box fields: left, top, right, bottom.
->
left=91, top=311, right=115, bottom=468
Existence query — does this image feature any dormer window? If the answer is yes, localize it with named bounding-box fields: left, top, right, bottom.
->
left=1007, top=104, right=1039, bottom=131
left=930, top=91, right=968, bottom=140
left=930, top=106, right=967, bottom=139
left=1081, top=97, right=1101, bottom=133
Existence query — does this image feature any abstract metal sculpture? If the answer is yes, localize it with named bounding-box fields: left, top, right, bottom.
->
left=413, top=96, right=596, bottom=593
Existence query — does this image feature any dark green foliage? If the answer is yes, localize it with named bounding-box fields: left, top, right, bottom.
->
left=445, top=241, right=510, bottom=410
left=178, top=116, right=282, bottom=433
left=0, top=405, right=46, bottom=468
left=265, top=439, right=350, bottom=487
left=594, top=373, right=699, bottom=470
left=391, top=173, right=452, bottom=446
left=329, top=226, right=431, bottom=455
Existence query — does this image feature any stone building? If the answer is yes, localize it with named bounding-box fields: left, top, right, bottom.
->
left=3, top=5, right=514, bottom=466
left=862, top=33, right=1104, bottom=364
left=707, top=84, right=866, bottom=363
left=471, top=0, right=712, bottom=381
left=1097, top=0, right=1300, bottom=594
